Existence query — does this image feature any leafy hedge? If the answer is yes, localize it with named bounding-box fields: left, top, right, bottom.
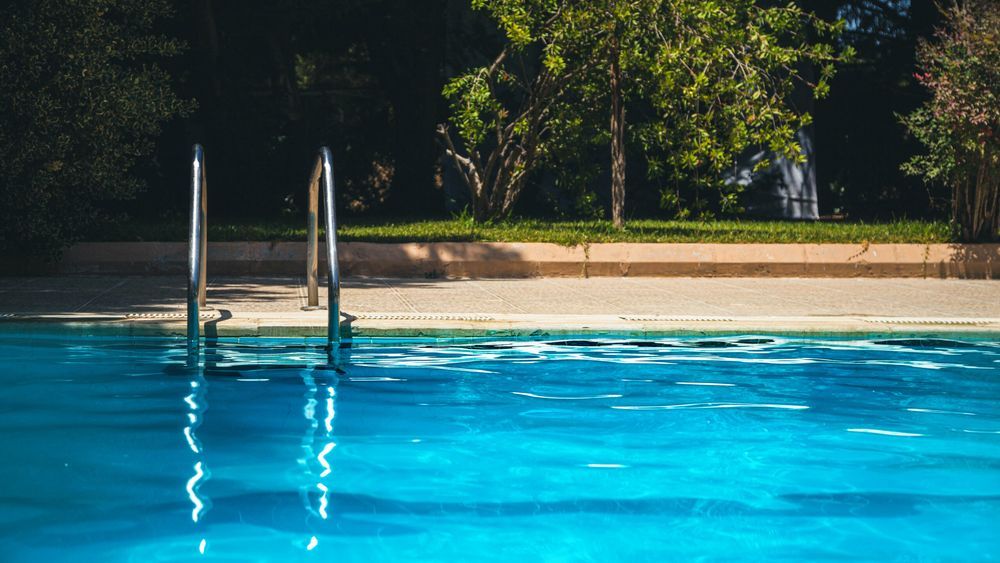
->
left=0, top=0, right=191, bottom=259
left=902, top=0, right=999, bottom=241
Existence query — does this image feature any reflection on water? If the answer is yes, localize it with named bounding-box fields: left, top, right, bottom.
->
left=300, top=366, right=338, bottom=551
left=184, top=353, right=210, bottom=555
left=0, top=336, right=997, bottom=561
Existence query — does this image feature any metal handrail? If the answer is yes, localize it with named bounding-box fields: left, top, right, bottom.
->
left=188, top=144, right=208, bottom=347
left=305, top=147, right=340, bottom=350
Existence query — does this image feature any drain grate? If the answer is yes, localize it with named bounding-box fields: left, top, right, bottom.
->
left=862, top=317, right=993, bottom=326
left=354, top=313, right=495, bottom=322
left=620, top=315, right=735, bottom=322
left=125, top=312, right=217, bottom=320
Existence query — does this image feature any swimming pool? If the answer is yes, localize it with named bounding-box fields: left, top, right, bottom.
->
left=0, top=335, right=998, bottom=561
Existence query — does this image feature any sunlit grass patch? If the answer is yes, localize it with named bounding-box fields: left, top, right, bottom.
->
left=99, top=218, right=954, bottom=245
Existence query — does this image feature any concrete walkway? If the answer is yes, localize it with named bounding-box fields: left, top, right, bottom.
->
left=1, top=276, right=999, bottom=337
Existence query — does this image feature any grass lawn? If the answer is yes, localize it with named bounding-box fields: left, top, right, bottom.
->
left=98, top=218, right=954, bottom=245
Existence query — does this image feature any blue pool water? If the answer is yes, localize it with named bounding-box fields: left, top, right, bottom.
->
left=0, top=335, right=998, bottom=561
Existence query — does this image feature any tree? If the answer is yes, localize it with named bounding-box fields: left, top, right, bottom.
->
left=438, top=2, right=589, bottom=221
left=443, top=0, right=847, bottom=226
left=901, top=0, right=999, bottom=242
left=575, top=1, right=849, bottom=225
left=0, top=0, right=191, bottom=258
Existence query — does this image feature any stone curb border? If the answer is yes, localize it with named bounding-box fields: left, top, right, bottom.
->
left=11, top=241, right=1000, bottom=278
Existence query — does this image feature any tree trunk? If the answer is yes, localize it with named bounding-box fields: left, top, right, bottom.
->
left=609, top=33, right=626, bottom=228
left=954, top=146, right=1000, bottom=242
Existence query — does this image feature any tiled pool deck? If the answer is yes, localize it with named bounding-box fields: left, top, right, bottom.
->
left=1, top=276, right=999, bottom=337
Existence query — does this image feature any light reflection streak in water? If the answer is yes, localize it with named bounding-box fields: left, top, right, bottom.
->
left=318, top=442, right=335, bottom=478
left=847, top=428, right=924, bottom=437
left=183, top=363, right=210, bottom=554
left=300, top=368, right=338, bottom=551
left=342, top=338, right=998, bottom=374
left=612, top=402, right=809, bottom=411
left=186, top=461, right=206, bottom=522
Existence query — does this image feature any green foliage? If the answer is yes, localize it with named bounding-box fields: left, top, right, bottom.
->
left=0, top=0, right=191, bottom=258
left=445, top=0, right=850, bottom=222
left=439, top=0, right=589, bottom=221
left=600, top=0, right=848, bottom=218
left=901, top=0, right=999, bottom=241
left=442, top=70, right=504, bottom=148
left=541, top=102, right=605, bottom=219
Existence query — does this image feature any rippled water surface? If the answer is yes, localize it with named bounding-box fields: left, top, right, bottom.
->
left=1, top=335, right=999, bottom=561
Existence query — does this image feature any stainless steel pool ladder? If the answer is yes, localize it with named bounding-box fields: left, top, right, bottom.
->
left=187, top=144, right=208, bottom=347
left=304, top=147, right=341, bottom=350
left=187, top=145, right=340, bottom=351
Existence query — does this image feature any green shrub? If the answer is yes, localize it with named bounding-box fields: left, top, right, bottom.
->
left=0, top=0, right=191, bottom=259
left=901, top=0, right=999, bottom=241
